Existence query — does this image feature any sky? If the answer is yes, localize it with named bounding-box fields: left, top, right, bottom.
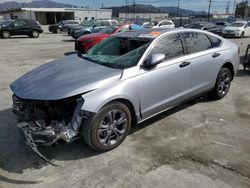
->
left=0, top=0, right=245, bottom=13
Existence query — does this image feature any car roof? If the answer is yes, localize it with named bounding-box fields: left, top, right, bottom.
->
left=116, top=28, right=177, bottom=39
left=115, top=27, right=222, bottom=40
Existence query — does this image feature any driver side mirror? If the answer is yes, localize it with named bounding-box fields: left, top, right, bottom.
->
left=141, top=53, right=165, bottom=68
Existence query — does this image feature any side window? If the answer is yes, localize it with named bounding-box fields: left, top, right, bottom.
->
left=182, top=32, right=212, bottom=54
left=150, top=34, right=184, bottom=60
left=111, top=21, right=117, bottom=25
left=247, top=22, right=250, bottom=27
left=94, top=21, right=102, bottom=27
left=13, top=20, right=26, bottom=27
left=207, top=35, right=222, bottom=47
left=102, top=21, right=110, bottom=26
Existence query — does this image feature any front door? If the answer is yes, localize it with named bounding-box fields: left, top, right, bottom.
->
left=139, top=34, right=192, bottom=119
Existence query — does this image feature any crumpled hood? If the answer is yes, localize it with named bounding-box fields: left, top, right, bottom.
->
left=10, top=54, right=122, bottom=100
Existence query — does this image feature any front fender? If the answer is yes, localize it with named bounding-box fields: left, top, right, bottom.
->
left=81, top=76, right=141, bottom=119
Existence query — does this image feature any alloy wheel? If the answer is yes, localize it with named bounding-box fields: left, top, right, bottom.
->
left=218, top=71, right=231, bottom=96
left=97, top=109, right=128, bottom=147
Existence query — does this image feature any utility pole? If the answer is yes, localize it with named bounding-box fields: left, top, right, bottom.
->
left=125, top=0, right=129, bottom=17
left=208, top=0, right=212, bottom=22
left=133, top=0, right=136, bottom=19
left=226, top=0, right=230, bottom=14
left=233, top=0, right=237, bottom=15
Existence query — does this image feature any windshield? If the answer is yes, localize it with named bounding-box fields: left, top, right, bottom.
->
left=229, top=22, right=245, bottom=27
left=185, top=23, right=204, bottom=29
left=100, top=25, right=119, bottom=34
left=80, top=37, right=151, bottom=69
left=144, top=21, right=159, bottom=27
left=80, top=21, right=94, bottom=27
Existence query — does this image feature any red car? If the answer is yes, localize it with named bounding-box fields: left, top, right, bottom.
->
left=75, top=24, right=133, bottom=53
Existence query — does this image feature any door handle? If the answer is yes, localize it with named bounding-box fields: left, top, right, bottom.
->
left=212, top=52, right=220, bottom=58
left=179, top=61, right=190, bottom=68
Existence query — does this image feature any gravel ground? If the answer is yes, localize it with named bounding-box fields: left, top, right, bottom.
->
left=0, top=28, right=250, bottom=188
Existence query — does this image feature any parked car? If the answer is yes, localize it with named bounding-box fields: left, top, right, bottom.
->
left=0, top=19, right=43, bottom=39
left=49, top=20, right=80, bottom=33
left=10, top=28, right=239, bottom=164
left=142, top=20, right=175, bottom=28
left=75, top=24, right=144, bottom=53
left=71, top=19, right=118, bottom=39
left=222, top=21, right=250, bottom=38
left=184, top=22, right=221, bottom=35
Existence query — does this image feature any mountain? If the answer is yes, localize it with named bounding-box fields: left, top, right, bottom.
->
left=0, top=0, right=76, bottom=12
left=107, top=4, right=207, bottom=17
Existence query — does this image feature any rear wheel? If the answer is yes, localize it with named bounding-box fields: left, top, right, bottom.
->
left=31, top=30, right=39, bottom=38
left=82, top=102, right=131, bottom=151
left=211, top=67, right=232, bottom=99
left=1, top=31, right=11, bottom=39
left=56, top=28, right=62, bottom=34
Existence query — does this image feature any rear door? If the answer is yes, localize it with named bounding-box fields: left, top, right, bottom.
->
left=139, top=33, right=192, bottom=118
left=181, top=32, right=223, bottom=95
left=13, top=20, right=31, bottom=35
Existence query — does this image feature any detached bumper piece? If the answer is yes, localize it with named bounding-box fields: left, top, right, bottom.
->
left=17, top=122, right=58, bottom=166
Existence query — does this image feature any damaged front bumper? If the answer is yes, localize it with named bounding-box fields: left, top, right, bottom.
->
left=15, top=98, right=86, bottom=166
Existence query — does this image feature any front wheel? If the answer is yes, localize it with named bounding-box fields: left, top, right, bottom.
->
left=82, top=102, right=132, bottom=151
left=31, top=30, right=39, bottom=38
left=211, top=67, right=232, bottom=99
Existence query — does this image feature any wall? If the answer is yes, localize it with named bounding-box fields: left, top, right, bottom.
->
left=74, top=10, right=112, bottom=21
left=1, top=10, right=35, bottom=20
left=119, top=13, right=169, bottom=20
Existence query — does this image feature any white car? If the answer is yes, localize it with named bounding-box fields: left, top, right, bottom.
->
left=142, top=20, right=175, bottom=28
left=222, top=21, right=250, bottom=38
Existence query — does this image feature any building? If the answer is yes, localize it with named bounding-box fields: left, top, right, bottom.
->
left=235, top=0, right=249, bottom=18
left=119, top=12, right=169, bottom=20
left=0, top=8, right=112, bottom=24
left=212, top=14, right=234, bottom=19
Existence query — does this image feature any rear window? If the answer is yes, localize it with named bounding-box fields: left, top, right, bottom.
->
left=182, top=32, right=213, bottom=54
left=207, top=35, right=222, bottom=47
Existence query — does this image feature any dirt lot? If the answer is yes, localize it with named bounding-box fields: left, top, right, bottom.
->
left=0, top=28, right=250, bottom=188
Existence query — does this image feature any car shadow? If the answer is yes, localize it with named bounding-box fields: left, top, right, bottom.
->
left=64, top=51, right=78, bottom=56
left=61, top=39, right=75, bottom=42
left=0, top=96, right=215, bottom=182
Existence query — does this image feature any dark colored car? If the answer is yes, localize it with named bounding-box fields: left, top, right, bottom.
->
left=70, top=20, right=118, bottom=39
left=49, top=20, right=80, bottom=33
left=184, top=22, right=221, bottom=35
left=75, top=24, right=144, bottom=53
left=0, top=19, right=43, bottom=39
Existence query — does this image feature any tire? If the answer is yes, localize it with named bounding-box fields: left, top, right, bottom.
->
left=211, top=67, right=232, bottom=99
left=31, top=30, right=39, bottom=38
left=241, top=31, right=244, bottom=38
left=82, top=101, right=132, bottom=152
left=56, top=28, right=62, bottom=34
left=1, top=30, right=11, bottom=39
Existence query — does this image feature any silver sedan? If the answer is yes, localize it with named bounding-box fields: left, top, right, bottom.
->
left=10, top=28, right=240, bottom=164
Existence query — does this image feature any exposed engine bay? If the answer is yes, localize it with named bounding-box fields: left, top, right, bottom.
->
left=12, top=95, right=86, bottom=165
